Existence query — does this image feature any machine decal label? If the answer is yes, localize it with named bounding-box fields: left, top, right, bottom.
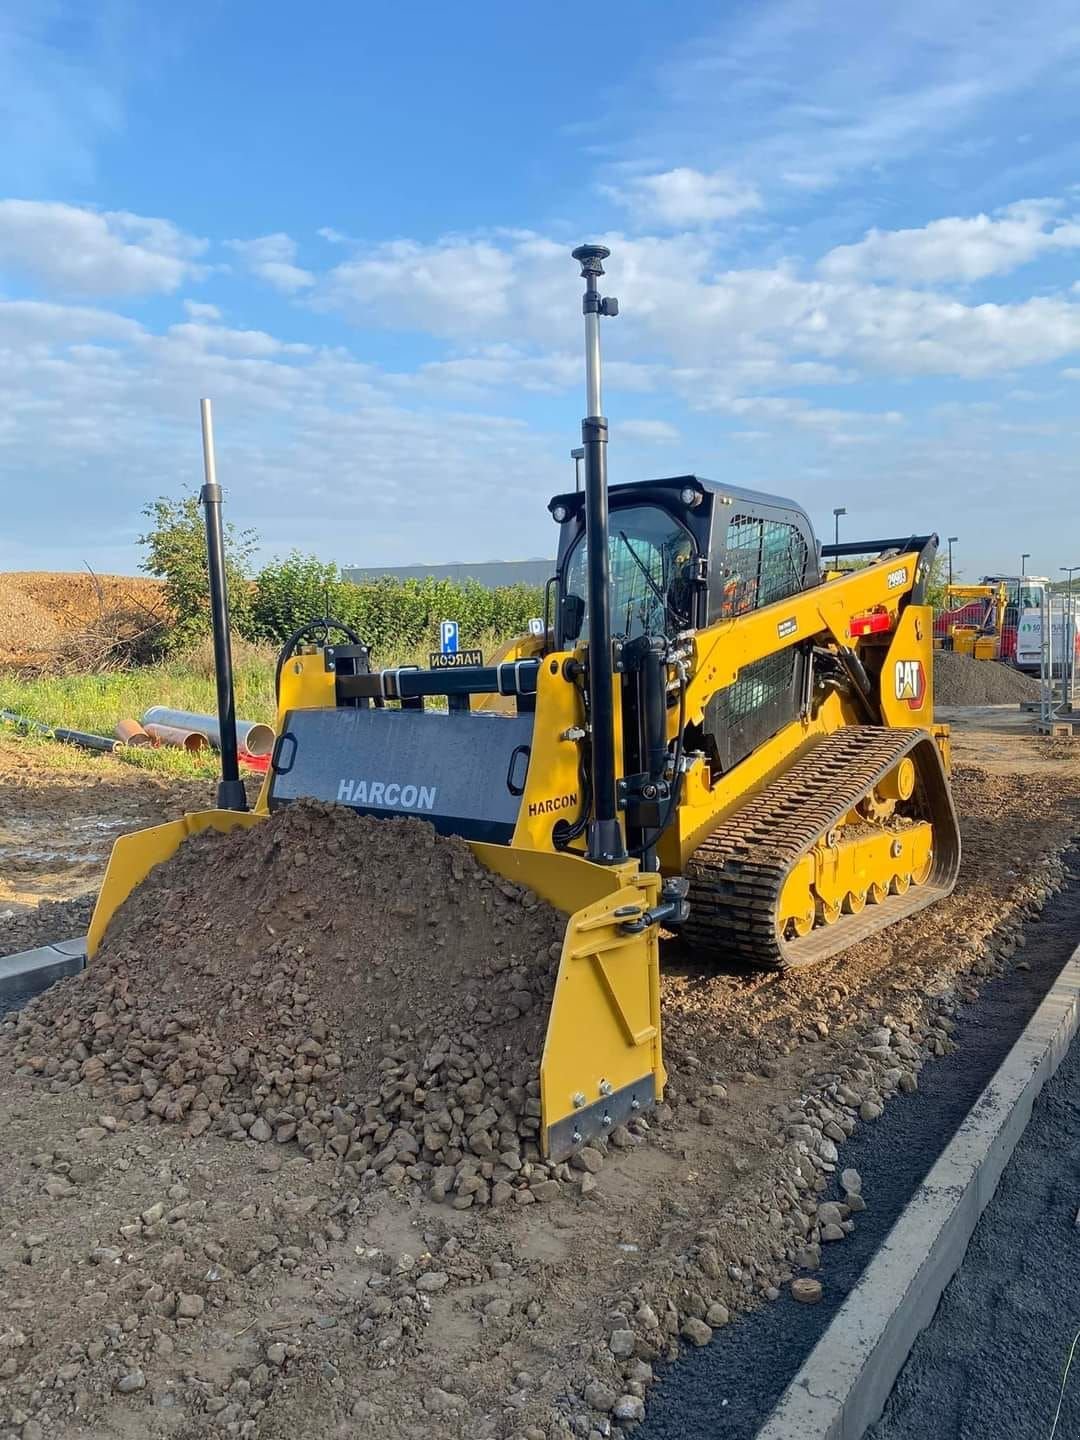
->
left=777, top=616, right=797, bottom=639
left=336, top=779, right=437, bottom=810
left=429, top=649, right=484, bottom=669
left=527, top=792, right=579, bottom=818
left=887, top=566, right=909, bottom=589
left=894, top=659, right=926, bottom=709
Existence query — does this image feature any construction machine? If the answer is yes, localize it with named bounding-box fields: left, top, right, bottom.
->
left=88, top=245, right=960, bottom=1163
left=934, top=582, right=1008, bottom=660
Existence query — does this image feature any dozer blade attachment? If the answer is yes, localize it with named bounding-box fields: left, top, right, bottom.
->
left=87, top=809, right=264, bottom=958
left=88, top=816, right=666, bottom=1163
left=472, top=845, right=666, bottom=1160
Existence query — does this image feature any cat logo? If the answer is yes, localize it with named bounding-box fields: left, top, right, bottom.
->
left=894, top=659, right=926, bottom=709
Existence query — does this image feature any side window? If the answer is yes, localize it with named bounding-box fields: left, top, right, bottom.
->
left=720, top=515, right=809, bottom=618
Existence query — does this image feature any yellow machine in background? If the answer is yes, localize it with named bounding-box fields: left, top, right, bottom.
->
left=88, top=246, right=961, bottom=1162
left=937, top=582, right=1007, bottom=660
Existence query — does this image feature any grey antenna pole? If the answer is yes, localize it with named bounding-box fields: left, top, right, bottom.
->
left=571, top=244, right=625, bottom=864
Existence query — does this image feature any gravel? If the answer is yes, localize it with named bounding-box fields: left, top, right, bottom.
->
left=0, top=801, right=606, bottom=1208
left=0, top=895, right=93, bottom=961
left=935, top=651, right=1040, bottom=706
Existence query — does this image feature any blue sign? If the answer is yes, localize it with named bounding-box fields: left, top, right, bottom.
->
left=439, top=619, right=459, bottom=654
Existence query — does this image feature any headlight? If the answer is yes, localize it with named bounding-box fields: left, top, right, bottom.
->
left=680, top=485, right=701, bottom=507
left=552, top=503, right=569, bottom=522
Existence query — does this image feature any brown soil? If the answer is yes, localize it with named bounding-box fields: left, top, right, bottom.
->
left=4, top=804, right=567, bottom=1210
left=0, top=736, right=210, bottom=920
left=0, top=713, right=1077, bottom=1440
left=934, top=650, right=1040, bottom=706
left=0, top=572, right=166, bottom=669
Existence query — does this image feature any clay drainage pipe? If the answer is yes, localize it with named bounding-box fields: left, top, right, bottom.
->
left=115, top=719, right=153, bottom=747
left=144, top=723, right=208, bottom=753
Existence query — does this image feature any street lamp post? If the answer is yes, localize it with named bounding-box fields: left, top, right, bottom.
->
left=947, top=535, right=958, bottom=589
left=1062, top=567, right=1080, bottom=708
left=833, top=506, right=846, bottom=549
left=1021, top=552, right=1030, bottom=576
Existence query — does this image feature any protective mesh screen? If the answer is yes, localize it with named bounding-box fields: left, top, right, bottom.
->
left=720, top=515, right=809, bottom=616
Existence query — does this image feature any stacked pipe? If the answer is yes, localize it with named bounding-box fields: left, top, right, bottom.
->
left=140, top=706, right=273, bottom=757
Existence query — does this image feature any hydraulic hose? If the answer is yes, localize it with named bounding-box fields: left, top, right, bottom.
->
left=273, top=619, right=366, bottom=704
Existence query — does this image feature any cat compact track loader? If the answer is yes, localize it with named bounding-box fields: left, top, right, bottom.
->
left=89, top=244, right=960, bottom=1162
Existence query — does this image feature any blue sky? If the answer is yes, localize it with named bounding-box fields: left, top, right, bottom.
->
left=3, top=0, right=1080, bottom=580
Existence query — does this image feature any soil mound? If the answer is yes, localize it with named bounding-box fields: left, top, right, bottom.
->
left=0, top=577, right=60, bottom=659
left=1, top=801, right=573, bottom=1206
left=934, top=651, right=1040, bottom=706
left=0, top=571, right=166, bottom=669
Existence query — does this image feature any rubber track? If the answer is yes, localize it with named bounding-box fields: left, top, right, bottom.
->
left=682, top=726, right=961, bottom=971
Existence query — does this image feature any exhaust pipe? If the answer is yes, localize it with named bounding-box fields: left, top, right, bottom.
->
left=572, top=244, right=625, bottom=865
left=199, top=399, right=248, bottom=812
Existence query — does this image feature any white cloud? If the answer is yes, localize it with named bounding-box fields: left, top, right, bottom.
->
left=633, top=1, right=1080, bottom=200
left=0, top=298, right=143, bottom=346
left=821, top=200, right=1080, bottom=283
left=620, top=418, right=681, bottom=444
left=184, top=300, right=222, bottom=321
left=0, top=200, right=207, bottom=295
left=0, top=293, right=562, bottom=570
left=311, top=222, right=1080, bottom=394
left=324, top=237, right=521, bottom=335
left=227, top=233, right=314, bottom=293
left=605, top=167, right=762, bottom=228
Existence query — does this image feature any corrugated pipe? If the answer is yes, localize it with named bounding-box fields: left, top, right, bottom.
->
left=143, top=723, right=208, bottom=753
left=141, top=706, right=274, bottom=757
left=0, top=710, right=119, bottom=754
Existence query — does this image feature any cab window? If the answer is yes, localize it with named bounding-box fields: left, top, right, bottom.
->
left=561, top=504, right=697, bottom=643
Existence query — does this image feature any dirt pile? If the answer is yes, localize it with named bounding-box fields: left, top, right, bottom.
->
left=934, top=650, right=1040, bottom=706
left=0, top=571, right=167, bottom=669
left=0, top=578, right=60, bottom=659
left=1, top=801, right=589, bottom=1208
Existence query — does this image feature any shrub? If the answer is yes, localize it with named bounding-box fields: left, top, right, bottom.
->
left=247, top=553, right=543, bottom=657
left=139, top=493, right=256, bottom=647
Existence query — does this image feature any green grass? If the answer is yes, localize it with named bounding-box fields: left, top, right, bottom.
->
left=0, top=630, right=506, bottom=778
left=0, top=643, right=277, bottom=777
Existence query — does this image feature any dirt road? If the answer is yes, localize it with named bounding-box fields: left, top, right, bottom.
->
left=1, top=712, right=1078, bottom=1440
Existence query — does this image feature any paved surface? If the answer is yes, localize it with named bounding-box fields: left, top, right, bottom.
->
left=637, top=854, right=1080, bottom=1440
left=871, top=979, right=1080, bottom=1440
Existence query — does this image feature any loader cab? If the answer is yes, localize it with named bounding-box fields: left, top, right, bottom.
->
left=549, top=476, right=820, bottom=774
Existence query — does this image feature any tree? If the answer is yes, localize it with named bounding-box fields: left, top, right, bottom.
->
left=924, top=553, right=949, bottom=611
left=139, top=493, right=257, bottom=646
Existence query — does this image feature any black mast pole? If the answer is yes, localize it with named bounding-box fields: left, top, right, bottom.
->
left=200, top=398, right=247, bottom=813
left=572, top=244, right=625, bottom=864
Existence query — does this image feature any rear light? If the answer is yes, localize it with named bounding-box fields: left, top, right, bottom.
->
left=849, top=607, right=892, bottom=638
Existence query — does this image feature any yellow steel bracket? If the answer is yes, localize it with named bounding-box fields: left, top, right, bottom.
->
left=470, top=844, right=664, bottom=1159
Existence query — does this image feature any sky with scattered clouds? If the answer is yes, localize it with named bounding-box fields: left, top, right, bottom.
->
left=3, top=0, right=1080, bottom=578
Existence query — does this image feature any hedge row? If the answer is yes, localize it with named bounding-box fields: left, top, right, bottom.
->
left=244, top=552, right=544, bottom=656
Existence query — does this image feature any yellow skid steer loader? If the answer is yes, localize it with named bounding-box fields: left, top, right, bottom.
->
left=88, top=246, right=960, bottom=1163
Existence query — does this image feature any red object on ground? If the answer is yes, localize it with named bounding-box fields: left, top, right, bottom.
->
left=239, top=749, right=270, bottom=773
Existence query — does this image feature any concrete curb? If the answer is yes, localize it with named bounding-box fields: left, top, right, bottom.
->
left=757, top=939, right=1080, bottom=1440
left=0, top=935, right=86, bottom=1003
